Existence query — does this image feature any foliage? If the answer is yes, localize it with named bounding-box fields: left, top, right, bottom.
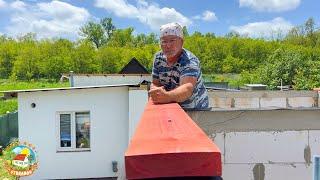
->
left=0, top=79, right=69, bottom=115
left=0, top=17, right=319, bottom=90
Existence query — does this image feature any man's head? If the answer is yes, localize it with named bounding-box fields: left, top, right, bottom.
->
left=160, top=22, right=184, bottom=61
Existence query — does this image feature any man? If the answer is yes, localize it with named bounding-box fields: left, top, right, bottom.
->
left=149, top=22, right=209, bottom=109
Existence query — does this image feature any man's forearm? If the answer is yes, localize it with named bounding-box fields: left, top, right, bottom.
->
left=167, top=83, right=194, bottom=103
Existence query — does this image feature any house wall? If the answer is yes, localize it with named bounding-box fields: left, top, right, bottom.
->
left=187, top=109, right=320, bottom=180
left=72, top=75, right=151, bottom=87
left=17, top=88, right=320, bottom=179
left=18, top=87, right=130, bottom=179
left=128, top=88, right=148, bottom=140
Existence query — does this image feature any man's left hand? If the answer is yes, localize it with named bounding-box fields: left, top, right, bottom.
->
left=149, top=86, right=172, bottom=104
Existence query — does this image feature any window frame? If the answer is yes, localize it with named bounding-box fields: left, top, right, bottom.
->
left=56, top=111, right=91, bottom=152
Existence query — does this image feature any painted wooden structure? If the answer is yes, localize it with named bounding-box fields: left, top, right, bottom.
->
left=125, top=101, right=222, bottom=179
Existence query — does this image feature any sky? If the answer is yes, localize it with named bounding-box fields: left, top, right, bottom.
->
left=0, top=0, right=319, bottom=40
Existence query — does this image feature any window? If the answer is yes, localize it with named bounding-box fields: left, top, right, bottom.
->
left=57, top=111, right=90, bottom=151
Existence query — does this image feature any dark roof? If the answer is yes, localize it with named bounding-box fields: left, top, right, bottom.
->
left=119, top=58, right=149, bottom=74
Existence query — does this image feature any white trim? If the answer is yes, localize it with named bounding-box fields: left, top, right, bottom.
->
left=56, top=111, right=91, bottom=152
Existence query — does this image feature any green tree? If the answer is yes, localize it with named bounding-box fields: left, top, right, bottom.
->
left=100, top=17, right=116, bottom=41
left=108, top=27, right=134, bottom=47
left=80, top=21, right=106, bottom=48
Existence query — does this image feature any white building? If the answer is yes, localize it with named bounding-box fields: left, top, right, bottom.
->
left=67, top=74, right=151, bottom=87
left=4, top=80, right=320, bottom=179
left=4, top=84, right=148, bottom=179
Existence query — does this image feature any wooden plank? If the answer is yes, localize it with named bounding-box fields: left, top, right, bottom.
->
left=125, top=101, right=222, bottom=179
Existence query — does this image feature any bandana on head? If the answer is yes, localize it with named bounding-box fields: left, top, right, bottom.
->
left=160, top=22, right=183, bottom=39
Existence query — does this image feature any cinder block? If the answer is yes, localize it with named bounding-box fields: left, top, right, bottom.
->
left=288, top=97, right=315, bottom=108
left=308, top=130, right=320, bottom=156
left=211, top=132, right=225, bottom=163
left=222, top=163, right=312, bottom=180
left=222, top=163, right=254, bottom=180
left=225, top=131, right=308, bottom=163
left=265, top=163, right=312, bottom=180
left=260, top=97, right=287, bottom=108
left=210, top=97, right=233, bottom=109
left=234, top=97, right=259, bottom=109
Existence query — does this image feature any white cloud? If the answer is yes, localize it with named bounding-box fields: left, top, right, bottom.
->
left=95, top=0, right=191, bottom=30
left=5, top=1, right=90, bottom=39
left=193, top=10, right=217, bottom=22
left=0, top=0, right=6, bottom=8
left=95, top=0, right=139, bottom=17
left=203, top=11, right=217, bottom=21
left=10, top=1, right=26, bottom=11
left=239, top=0, right=301, bottom=12
left=230, top=17, right=293, bottom=38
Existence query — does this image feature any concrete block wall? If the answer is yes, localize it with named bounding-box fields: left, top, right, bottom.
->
left=187, top=109, right=320, bottom=180
left=209, top=91, right=318, bottom=109
left=210, top=131, right=314, bottom=180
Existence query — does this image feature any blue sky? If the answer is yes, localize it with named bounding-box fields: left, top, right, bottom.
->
left=0, top=0, right=319, bottom=40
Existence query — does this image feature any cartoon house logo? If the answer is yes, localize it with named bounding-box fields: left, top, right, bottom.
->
left=13, top=154, right=29, bottom=168
left=4, top=141, right=38, bottom=177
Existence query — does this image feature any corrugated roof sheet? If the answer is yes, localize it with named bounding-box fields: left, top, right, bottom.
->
left=1, top=83, right=140, bottom=94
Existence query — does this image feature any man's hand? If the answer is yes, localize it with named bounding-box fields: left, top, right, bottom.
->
left=149, top=86, right=172, bottom=104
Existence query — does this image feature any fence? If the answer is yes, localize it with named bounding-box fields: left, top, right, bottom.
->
left=0, top=112, right=18, bottom=147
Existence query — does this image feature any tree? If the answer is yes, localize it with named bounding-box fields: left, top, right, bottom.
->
left=225, top=31, right=240, bottom=38
left=100, top=17, right=116, bottom=40
left=182, top=26, right=189, bottom=37
left=0, top=39, right=18, bottom=78
left=258, top=48, right=304, bottom=89
left=108, top=27, right=134, bottom=47
left=305, top=18, right=317, bottom=47
left=79, top=21, right=106, bottom=49
left=10, top=41, right=41, bottom=80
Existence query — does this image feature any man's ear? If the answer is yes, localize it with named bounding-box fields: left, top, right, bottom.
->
left=180, top=38, right=184, bottom=47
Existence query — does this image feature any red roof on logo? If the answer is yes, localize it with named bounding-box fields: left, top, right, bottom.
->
left=13, top=154, right=27, bottom=161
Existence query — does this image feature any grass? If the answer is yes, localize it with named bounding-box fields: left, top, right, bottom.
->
left=0, top=79, right=69, bottom=96
left=0, top=79, right=69, bottom=115
left=0, top=100, right=17, bottom=116
left=0, top=150, right=16, bottom=179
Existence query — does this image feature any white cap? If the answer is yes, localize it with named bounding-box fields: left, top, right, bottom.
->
left=160, top=22, right=183, bottom=39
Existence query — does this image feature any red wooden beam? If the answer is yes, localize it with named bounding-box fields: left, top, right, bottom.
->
left=125, top=101, right=222, bottom=179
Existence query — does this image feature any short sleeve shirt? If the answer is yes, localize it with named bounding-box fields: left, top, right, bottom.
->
left=152, top=49, right=209, bottom=109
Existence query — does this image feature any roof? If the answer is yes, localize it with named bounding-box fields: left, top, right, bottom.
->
left=62, top=73, right=150, bottom=77
left=14, top=154, right=27, bottom=161
left=245, top=84, right=267, bottom=87
left=119, top=58, right=149, bottom=74
left=1, top=83, right=140, bottom=98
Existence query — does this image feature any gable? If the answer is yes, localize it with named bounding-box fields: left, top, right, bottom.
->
left=119, top=58, right=149, bottom=74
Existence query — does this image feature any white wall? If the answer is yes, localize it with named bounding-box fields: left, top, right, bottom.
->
left=73, top=75, right=151, bottom=87
left=128, top=89, right=148, bottom=140
left=18, top=87, right=130, bottom=179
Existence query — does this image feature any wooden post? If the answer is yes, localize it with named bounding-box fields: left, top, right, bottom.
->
left=125, top=100, right=222, bottom=179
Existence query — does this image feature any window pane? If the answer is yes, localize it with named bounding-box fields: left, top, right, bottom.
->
left=60, top=114, right=71, bottom=147
left=75, top=112, right=90, bottom=148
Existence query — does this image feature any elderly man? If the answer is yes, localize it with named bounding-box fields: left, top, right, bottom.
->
left=149, top=22, right=209, bottom=109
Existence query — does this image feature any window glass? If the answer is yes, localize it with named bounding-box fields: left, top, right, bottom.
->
left=60, top=114, right=71, bottom=148
left=75, top=112, right=90, bottom=148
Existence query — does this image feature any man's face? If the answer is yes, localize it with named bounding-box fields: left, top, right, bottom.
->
left=160, top=35, right=183, bottom=59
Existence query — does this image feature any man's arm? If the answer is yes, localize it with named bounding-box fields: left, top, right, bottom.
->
left=150, top=79, right=161, bottom=90
left=149, top=77, right=196, bottom=104
left=167, top=76, right=196, bottom=102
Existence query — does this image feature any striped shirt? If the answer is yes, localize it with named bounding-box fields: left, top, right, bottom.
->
left=152, top=49, right=209, bottom=109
